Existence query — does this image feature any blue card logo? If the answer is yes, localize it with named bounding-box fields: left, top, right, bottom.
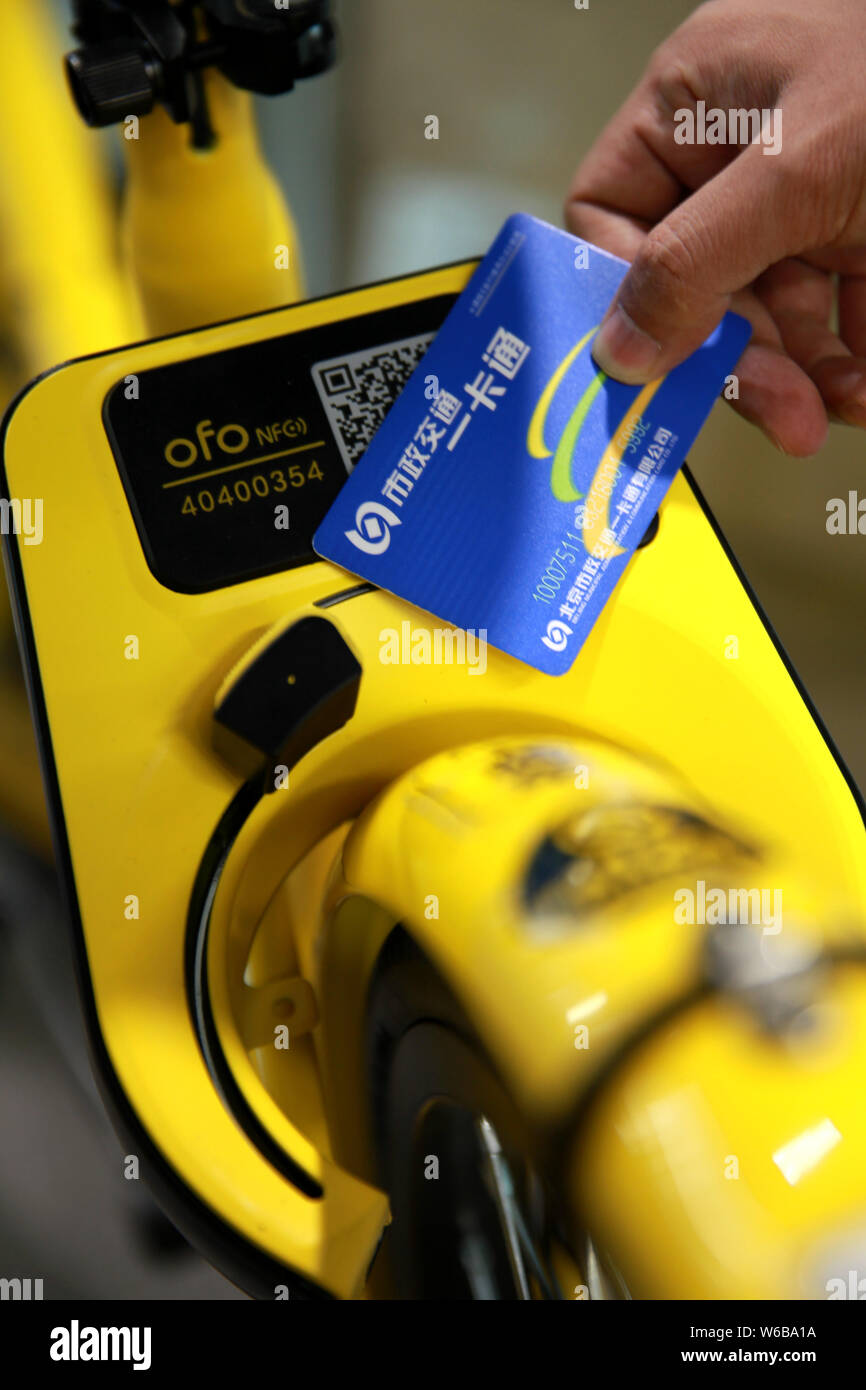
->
left=313, top=213, right=751, bottom=675
left=541, top=618, right=573, bottom=652
left=344, top=499, right=402, bottom=555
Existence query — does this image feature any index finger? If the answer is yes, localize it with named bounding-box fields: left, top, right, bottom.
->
left=564, top=60, right=745, bottom=260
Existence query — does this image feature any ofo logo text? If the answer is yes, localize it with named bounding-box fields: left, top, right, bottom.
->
left=0, top=497, right=42, bottom=545
left=379, top=621, right=488, bottom=675
left=164, top=417, right=248, bottom=468
left=674, top=102, right=782, bottom=156
left=345, top=500, right=401, bottom=555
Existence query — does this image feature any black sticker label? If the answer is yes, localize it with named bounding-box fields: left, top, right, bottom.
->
left=103, top=293, right=456, bottom=594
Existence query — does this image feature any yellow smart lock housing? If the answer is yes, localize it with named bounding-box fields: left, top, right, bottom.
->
left=2, top=263, right=865, bottom=1299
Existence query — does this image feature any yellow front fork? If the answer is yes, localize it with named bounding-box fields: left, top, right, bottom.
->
left=122, top=71, right=304, bottom=336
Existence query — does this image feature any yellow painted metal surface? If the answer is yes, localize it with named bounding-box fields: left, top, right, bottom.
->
left=0, top=2, right=138, bottom=375
left=0, top=16, right=303, bottom=858
left=3, top=260, right=864, bottom=1297
left=122, top=71, right=304, bottom=337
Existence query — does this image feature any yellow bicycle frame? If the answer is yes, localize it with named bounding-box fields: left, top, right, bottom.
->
left=2, top=12, right=865, bottom=1299
left=3, top=252, right=865, bottom=1295
left=0, top=18, right=303, bottom=853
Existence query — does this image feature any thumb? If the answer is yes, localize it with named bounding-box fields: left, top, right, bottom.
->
left=591, top=145, right=792, bottom=382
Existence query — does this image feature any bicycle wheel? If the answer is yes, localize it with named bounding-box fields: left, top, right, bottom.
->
left=365, top=928, right=564, bottom=1300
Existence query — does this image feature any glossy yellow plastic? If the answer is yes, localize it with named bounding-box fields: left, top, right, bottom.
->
left=0, top=3, right=138, bottom=377
left=0, top=1, right=142, bottom=852
left=336, top=734, right=866, bottom=1297
left=574, top=969, right=866, bottom=1299
left=0, top=25, right=304, bottom=857
left=121, top=69, right=304, bottom=337
left=4, top=261, right=865, bottom=1297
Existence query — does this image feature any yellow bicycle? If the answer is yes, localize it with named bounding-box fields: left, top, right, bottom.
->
left=2, top=0, right=865, bottom=1300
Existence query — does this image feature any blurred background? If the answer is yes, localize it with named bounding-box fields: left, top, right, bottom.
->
left=0, top=0, right=862, bottom=1297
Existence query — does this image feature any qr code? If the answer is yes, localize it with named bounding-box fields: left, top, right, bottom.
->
left=311, top=334, right=435, bottom=472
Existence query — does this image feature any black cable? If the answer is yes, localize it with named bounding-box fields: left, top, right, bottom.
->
left=183, top=767, right=324, bottom=1200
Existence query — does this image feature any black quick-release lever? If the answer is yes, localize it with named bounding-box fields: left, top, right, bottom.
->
left=213, top=616, right=361, bottom=786
left=65, top=0, right=336, bottom=135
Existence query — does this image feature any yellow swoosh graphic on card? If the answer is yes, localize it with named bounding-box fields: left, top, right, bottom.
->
left=549, top=371, right=607, bottom=501
left=527, top=333, right=667, bottom=552
left=581, top=378, right=665, bottom=559
left=527, top=326, right=598, bottom=460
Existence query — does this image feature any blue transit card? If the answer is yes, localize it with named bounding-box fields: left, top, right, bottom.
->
left=313, top=213, right=751, bottom=675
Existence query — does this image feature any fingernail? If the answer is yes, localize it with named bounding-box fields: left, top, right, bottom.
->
left=592, top=303, right=662, bottom=383
left=760, top=426, right=791, bottom=456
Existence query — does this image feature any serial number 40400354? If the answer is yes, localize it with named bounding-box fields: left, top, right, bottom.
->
left=179, top=458, right=324, bottom=517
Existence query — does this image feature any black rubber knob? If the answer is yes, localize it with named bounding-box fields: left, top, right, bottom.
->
left=214, top=616, right=362, bottom=776
left=65, top=40, right=158, bottom=127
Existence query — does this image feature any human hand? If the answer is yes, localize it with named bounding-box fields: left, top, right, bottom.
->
left=564, top=0, right=866, bottom=455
